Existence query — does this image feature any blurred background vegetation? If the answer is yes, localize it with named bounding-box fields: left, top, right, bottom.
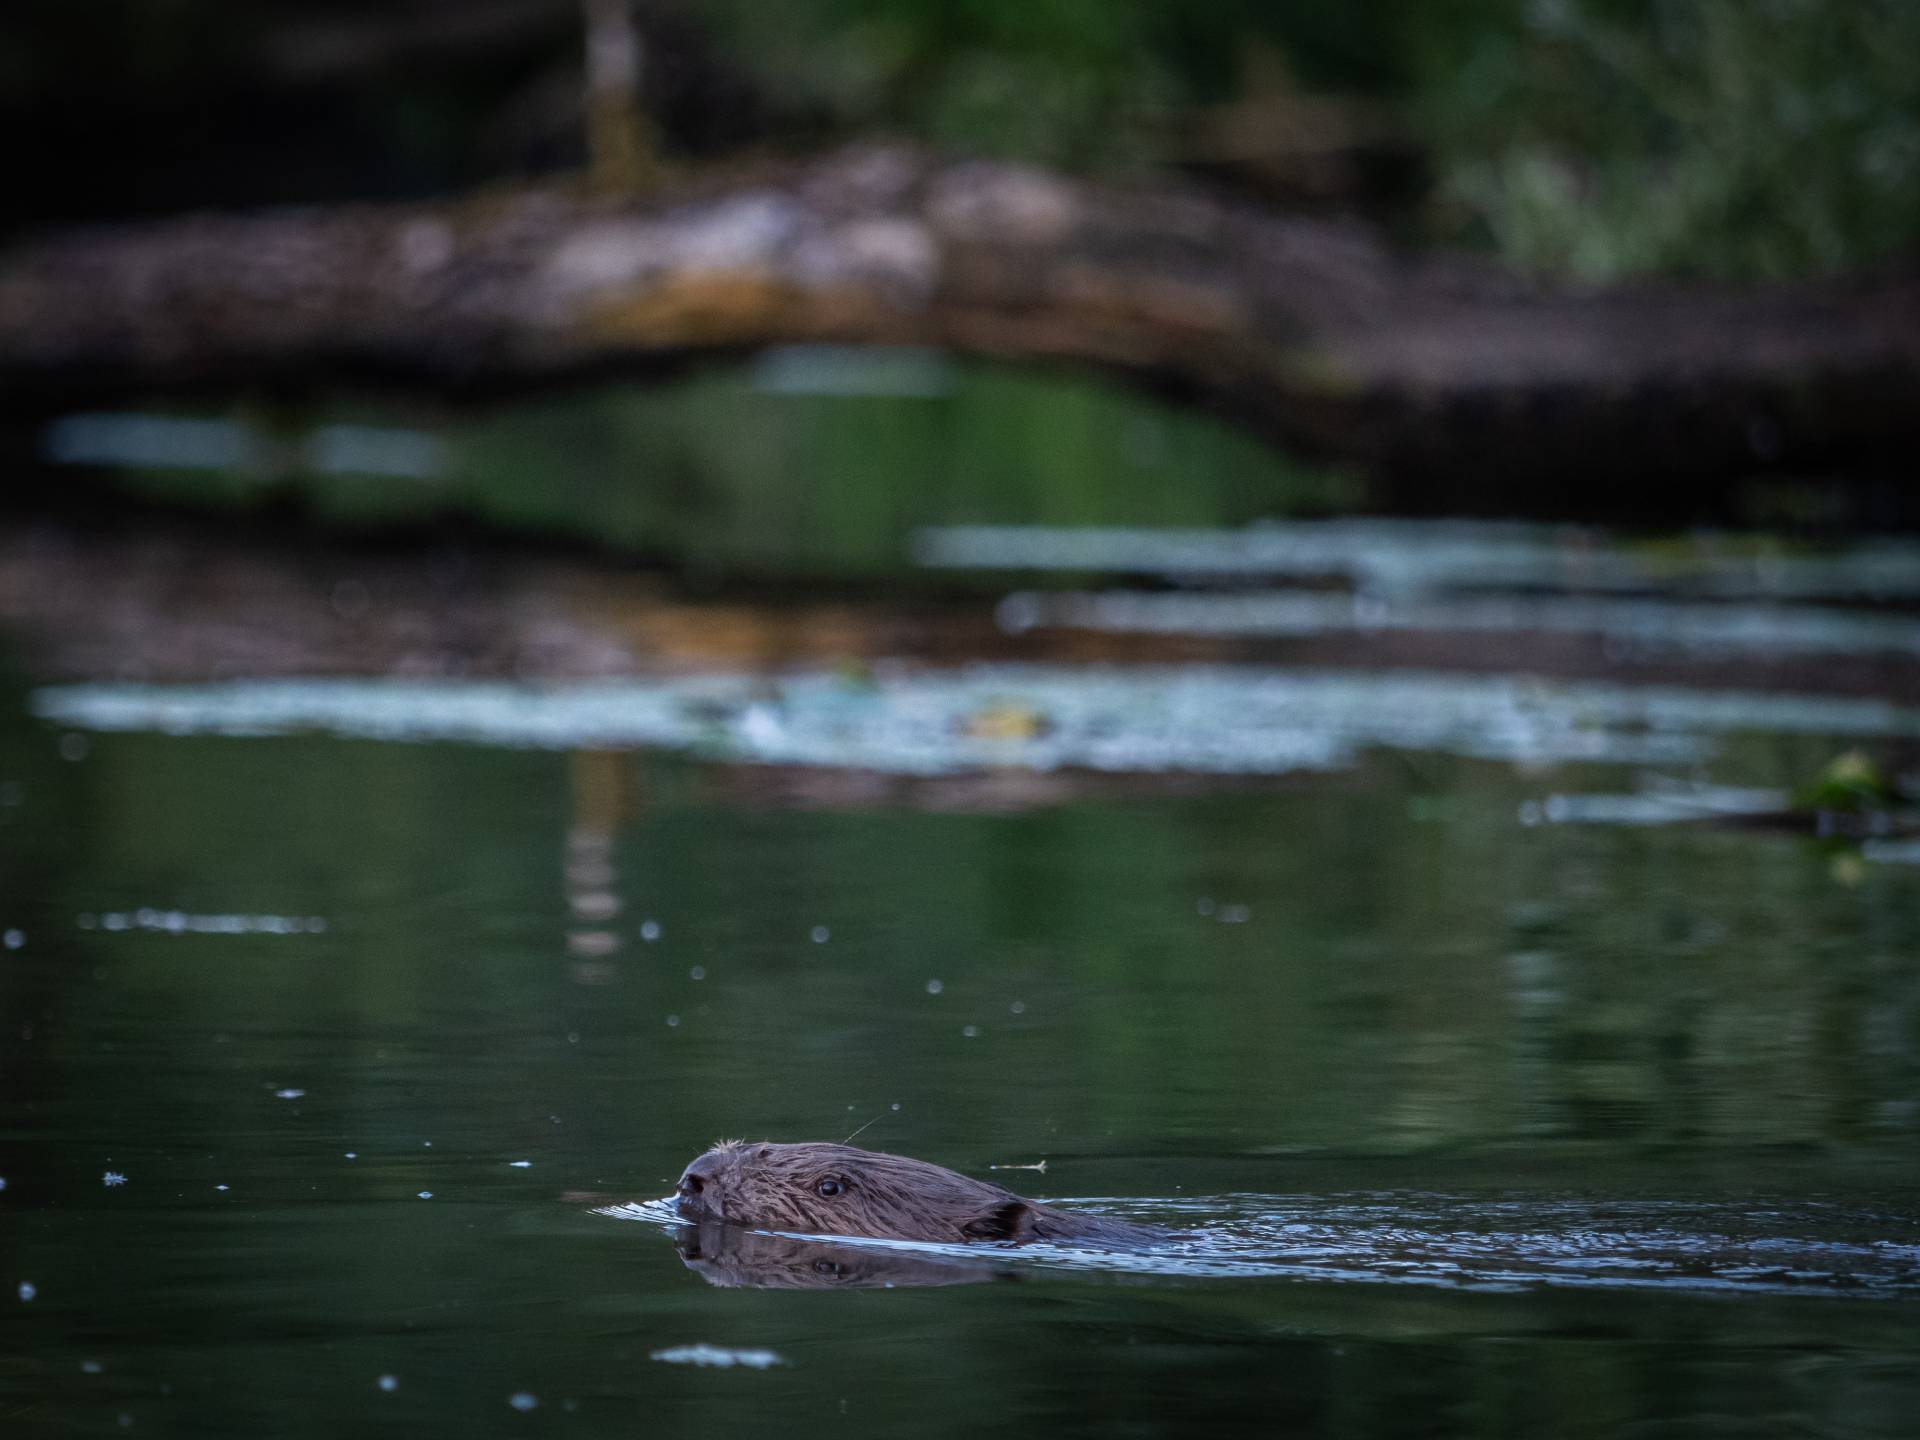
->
left=8, top=0, right=1915, bottom=279
left=7, top=0, right=1915, bottom=575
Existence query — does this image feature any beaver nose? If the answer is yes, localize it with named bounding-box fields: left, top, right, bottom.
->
left=676, top=1153, right=722, bottom=1210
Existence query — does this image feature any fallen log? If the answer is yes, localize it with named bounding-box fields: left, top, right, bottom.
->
left=3, top=146, right=1916, bottom=489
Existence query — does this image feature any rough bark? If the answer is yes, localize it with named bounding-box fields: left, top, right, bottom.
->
left=2, top=145, right=1916, bottom=485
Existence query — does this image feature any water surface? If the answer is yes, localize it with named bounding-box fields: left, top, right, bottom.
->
left=3, top=677, right=1917, bottom=1438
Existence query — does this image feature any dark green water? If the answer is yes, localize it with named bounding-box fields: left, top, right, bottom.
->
left=3, top=696, right=1918, bottom=1438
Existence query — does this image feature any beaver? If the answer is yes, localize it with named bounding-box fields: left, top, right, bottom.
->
left=673, top=1141, right=1176, bottom=1246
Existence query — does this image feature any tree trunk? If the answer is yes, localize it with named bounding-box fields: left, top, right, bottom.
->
left=3, top=145, right=1915, bottom=491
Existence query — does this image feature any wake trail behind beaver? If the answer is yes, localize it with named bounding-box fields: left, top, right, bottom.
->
left=598, top=1193, right=1920, bottom=1299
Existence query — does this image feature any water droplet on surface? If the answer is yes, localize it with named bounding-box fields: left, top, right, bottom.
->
left=103, top=1171, right=127, bottom=1187
left=665, top=1014, right=681, bottom=1028
left=640, top=920, right=661, bottom=942
left=508, top=1161, right=532, bottom=1169
left=416, top=1191, right=433, bottom=1200
left=2, top=929, right=22, bottom=950
left=810, top=925, right=830, bottom=943
left=17, top=1282, right=35, bottom=1302
left=376, top=1375, right=398, bottom=1393
left=962, top=1025, right=980, bottom=1038
left=688, top=965, right=706, bottom=980
left=274, top=1088, right=305, bottom=1100
left=1010, top=1000, right=1026, bottom=1014
left=508, top=1392, right=539, bottom=1412
left=925, top=979, right=943, bottom=995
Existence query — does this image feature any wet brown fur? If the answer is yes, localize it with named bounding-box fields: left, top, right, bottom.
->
left=674, top=1140, right=1171, bottom=1246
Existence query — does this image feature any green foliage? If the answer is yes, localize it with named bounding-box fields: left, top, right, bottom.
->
left=1794, top=749, right=1900, bottom=815
left=12, top=1, right=1915, bottom=275
left=692, top=0, right=1919, bottom=278
left=688, top=0, right=1427, bottom=170
left=1412, top=0, right=1920, bottom=279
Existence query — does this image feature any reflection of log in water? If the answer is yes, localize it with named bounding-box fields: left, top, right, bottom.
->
left=675, top=1222, right=1009, bottom=1290
left=564, top=748, right=635, bottom=967
left=6, top=520, right=1918, bottom=702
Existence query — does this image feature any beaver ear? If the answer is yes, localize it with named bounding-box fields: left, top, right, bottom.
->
left=962, top=1200, right=1035, bottom=1241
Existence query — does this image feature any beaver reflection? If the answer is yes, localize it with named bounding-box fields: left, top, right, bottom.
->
left=675, top=1140, right=1176, bottom=1246
left=675, top=1223, right=1007, bottom=1290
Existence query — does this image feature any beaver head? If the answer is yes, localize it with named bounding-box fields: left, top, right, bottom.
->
left=674, top=1141, right=1047, bottom=1243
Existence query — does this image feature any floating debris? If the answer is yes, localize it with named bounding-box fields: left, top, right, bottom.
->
left=916, top=520, right=1920, bottom=603
left=79, top=910, right=326, bottom=936
left=649, top=1344, right=784, bottom=1370
left=994, top=588, right=1920, bottom=661
left=1795, top=749, right=1901, bottom=812
left=1519, top=780, right=1791, bottom=828
left=31, top=669, right=1920, bottom=778
left=1864, top=839, right=1920, bottom=866
left=957, top=700, right=1053, bottom=741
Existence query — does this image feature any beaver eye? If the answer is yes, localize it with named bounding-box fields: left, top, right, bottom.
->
left=815, top=1178, right=844, bottom=1198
